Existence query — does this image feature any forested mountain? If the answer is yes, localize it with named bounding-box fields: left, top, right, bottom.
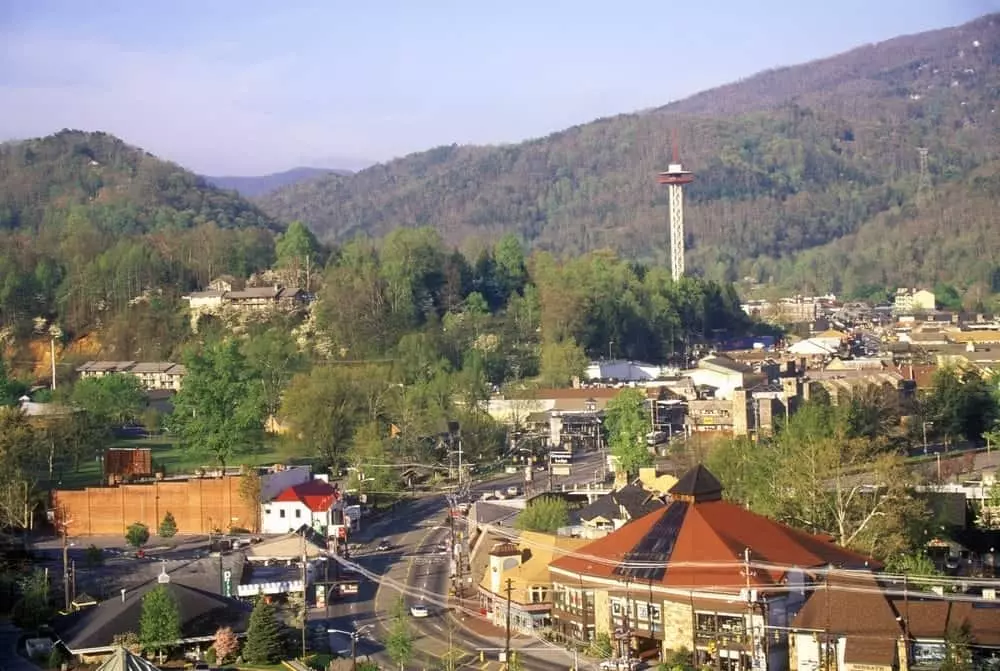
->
left=205, top=167, right=352, bottom=198
left=258, top=13, right=1000, bottom=296
left=0, top=130, right=282, bottom=358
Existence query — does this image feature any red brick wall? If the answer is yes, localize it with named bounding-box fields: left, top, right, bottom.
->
left=53, top=476, right=257, bottom=536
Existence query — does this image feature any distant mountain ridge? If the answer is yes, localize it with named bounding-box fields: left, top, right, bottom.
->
left=257, top=12, right=1000, bottom=296
left=206, top=166, right=353, bottom=198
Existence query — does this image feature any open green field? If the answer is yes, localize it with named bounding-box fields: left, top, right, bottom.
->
left=44, top=434, right=314, bottom=491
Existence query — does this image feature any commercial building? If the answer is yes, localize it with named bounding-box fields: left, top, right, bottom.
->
left=548, top=465, right=873, bottom=670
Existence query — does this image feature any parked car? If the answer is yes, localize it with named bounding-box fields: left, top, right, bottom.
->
left=600, top=659, right=640, bottom=671
left=410, top=603, right=430, bottom=618
left=436, top=542, right=448, bottom=553
left=376, top=539, right=392, bottom=552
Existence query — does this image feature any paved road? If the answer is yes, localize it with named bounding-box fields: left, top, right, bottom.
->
left=339, top=493, right=585, bottom=671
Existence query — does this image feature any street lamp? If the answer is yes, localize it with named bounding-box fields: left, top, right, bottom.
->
left=327, top=624, right=373, bottom=671
left=922, top=421, right=934, bottom=455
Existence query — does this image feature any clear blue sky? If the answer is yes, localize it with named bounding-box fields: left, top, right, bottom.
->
left=0, top=0, right=994, bottom=175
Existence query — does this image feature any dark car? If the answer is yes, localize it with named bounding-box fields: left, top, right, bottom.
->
left=376, top=539, right=392, bottom=552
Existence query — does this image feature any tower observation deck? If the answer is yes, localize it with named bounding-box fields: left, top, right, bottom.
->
left=658, top=162, right=695, bottom=281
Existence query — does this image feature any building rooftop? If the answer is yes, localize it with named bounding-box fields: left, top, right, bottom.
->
left=549, top=465, right=874, bottom=589
left=56, top=559, right=249, bottom=654
left=576, top=483, right=665, bottom=525
left=791, top=572, right=902, bottom=666
left=272, top=479, right=342, bottom=512
left=94, top=647, right=161, bottom=671
left=481, top=531, right=590, bottom=603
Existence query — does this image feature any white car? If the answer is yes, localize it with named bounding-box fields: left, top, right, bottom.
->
left=410, top=603, right=430, bottom=618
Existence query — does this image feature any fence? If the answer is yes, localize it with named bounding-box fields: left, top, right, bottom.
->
left=52, top=475, right=257, bottom=536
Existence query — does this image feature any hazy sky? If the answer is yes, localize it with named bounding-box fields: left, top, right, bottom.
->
left=1, top=0, right=995, bottom=175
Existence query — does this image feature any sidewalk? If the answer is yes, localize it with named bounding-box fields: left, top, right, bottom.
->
left=449, top=594, right=528, bottom=641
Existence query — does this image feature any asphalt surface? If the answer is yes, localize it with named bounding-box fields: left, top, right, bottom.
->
left=28, top=457, right=607, bottom=669
left=320, top=456, right=607, bottom=670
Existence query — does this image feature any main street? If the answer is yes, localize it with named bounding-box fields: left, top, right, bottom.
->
left=323, top=456, right=605, bottom=670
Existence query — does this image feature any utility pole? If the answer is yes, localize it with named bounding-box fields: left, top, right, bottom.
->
left=457, top=431, right=464, bottom=486
left=300, top=531, right=307, bottom=659
left=50, top=335, right=57, bottom=391
left=743, top=549, right=756, bottom=671
left=504, top=578, right=513, bottom=670
left=351, top=631, right=358, bottom=671
left=60, top=510, right=71, bottom=611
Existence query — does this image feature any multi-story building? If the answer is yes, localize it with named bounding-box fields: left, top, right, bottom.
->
left=548, top=465, right=873, bottom=670
left=893, top=288, right=936, bottom=315
left=76, top=361, right=187, bottom=391
left=788, top=571, right=1000, bottom=671
left=477, top=531, right=591, bottom=634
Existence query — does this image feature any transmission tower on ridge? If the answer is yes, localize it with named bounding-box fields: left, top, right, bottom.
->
left=917, top=146, right=932, bottom=207
left=658, top=131, right=695, bottom=281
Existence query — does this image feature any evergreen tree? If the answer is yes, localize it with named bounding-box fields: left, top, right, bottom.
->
left=139, top=585, right=181, bottom=657
left=158, top=512, right=177, bottom=538
left=243, top=597, right=282, bottom=664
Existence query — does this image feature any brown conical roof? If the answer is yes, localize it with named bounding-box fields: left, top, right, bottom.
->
left=668, top=464, right=723, bottom=503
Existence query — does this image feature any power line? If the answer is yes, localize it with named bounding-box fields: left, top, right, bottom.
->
left=478, top=523, right=1000, bottom=593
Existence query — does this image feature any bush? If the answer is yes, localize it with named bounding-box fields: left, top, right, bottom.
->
left=48, top=646, right=67, bottom=669
left=125, top=522, right=150, bottom=549
left=204, top=647, right=217, bottom=665
left=158, top=512, right=178, bottom=538
left=85, top=544, right=104, bottom=567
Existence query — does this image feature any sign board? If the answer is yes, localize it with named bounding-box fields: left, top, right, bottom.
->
left=338, top=582, right=359, bottom=595
left=222, top=569, right=233, bottom=598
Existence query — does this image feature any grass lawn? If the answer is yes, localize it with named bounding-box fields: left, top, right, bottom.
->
left=45, top=435, right=315, bottom=491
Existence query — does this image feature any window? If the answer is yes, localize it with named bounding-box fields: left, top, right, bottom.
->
left=295, top=509, right=302, bottom=518
left=612, top=601, right=622, bottom=616
left=636, top=603, right=648, bottom=620
left=650, top=605, right=661, bottom=621
left=279, top=509, right=286, bottom=518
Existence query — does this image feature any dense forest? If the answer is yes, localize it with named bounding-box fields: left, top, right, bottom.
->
left=258, top=13, right=1000, bottom=296
left=0, top=130, right=281, bottom=354
left=0, top=129, right=753, bottom=381
left=204, top=167, right=351, bottom=198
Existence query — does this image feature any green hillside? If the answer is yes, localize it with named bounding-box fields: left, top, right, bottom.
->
left=258, top=13, right=1000, bottom=294
left=0, top=130, right=281, bottom=357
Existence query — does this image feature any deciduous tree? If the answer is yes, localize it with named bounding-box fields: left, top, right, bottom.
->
left=168, top=339, right=266, bottom=471
left=604, top=388, right=653, bottom=477
left=515, top=496, right=570, bottom=533
left=139, top=584, right=181, bottom=657
left=708, top=401, right=926, bottom=559
left=212, top=626, right=239, bottom=664
left=385, top=596, right=414, bottom=671
left=70, top=374, right=145, bottom=426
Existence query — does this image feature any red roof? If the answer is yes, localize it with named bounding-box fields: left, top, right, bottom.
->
left=273, top=480, right=341, bottom=512
left=550, top=469, right=874, bottom=589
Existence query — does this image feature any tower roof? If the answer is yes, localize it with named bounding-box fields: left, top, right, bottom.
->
left=668, top=465, right=723, bottom=503
left=95, top=647, right=161, bottom=671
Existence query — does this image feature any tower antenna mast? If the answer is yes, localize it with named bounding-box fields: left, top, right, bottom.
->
left=658, top=129, right=695, bottom=281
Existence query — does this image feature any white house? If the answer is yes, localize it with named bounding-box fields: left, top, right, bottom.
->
left=788, top=339, right=839, bottom=357
left=681, top=356, right=763, bottom=400
left=261, top=479, right=344, bottom=535
left=584, top=360, right=678, bottom=382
